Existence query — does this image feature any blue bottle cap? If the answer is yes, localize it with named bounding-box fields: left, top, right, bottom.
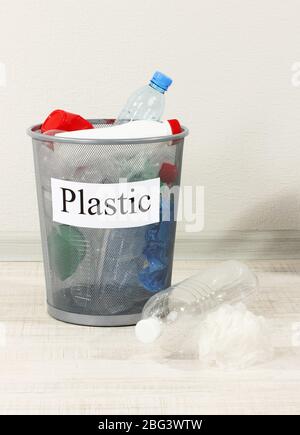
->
left=150, top=71, right=173, bottom=92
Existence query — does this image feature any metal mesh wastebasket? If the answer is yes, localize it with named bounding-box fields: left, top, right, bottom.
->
left=27, top=119, right=188, bottom=326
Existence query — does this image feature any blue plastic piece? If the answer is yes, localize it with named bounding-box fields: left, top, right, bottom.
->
left=139, top=268, right=169, bottom=292
left=139, top=195, right=175, bottom=292
left=150, top=71, right=173, bottom=92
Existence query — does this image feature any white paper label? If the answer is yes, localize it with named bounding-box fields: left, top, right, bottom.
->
left=51, top=177, right=160, bottom=229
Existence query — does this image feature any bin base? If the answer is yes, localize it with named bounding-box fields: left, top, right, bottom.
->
left=47, top=305, right=141, bottom=326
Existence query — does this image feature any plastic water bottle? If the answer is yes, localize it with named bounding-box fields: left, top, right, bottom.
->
left=115, top=71, right=172, bottom=124
left=135, top=261, right=258, bottom=344
left=94, top=72, right=172, bottom=308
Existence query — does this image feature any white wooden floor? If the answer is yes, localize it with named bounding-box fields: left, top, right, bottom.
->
left=0, top=260, right=300, bottom=415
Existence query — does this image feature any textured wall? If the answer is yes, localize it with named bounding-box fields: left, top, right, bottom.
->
left=0, top=0, right=300, bottom=234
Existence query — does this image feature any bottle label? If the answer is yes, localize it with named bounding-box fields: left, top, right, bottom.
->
left=51, top=177, right=160, bottom=228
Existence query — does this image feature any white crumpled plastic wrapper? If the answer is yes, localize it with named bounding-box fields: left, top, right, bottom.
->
left=197, top=303, right=273, bottom=368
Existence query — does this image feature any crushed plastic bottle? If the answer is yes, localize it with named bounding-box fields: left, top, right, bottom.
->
left=115, top=71, right=172, bottom=124
left=135, top=261, right=258, bottom=344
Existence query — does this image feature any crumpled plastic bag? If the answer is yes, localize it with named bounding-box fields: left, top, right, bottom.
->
left=197, top=303, right=273, bottom=368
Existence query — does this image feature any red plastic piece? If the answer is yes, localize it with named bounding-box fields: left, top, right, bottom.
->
left=159, top=162, right=178, bottom=185
left=167, top=119, right=182, bottom=134
left=41, top=109, right=93, bottom=133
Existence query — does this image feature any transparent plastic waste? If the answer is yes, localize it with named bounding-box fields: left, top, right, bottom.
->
left=116, top=71, right=172, bottom=124
left=135, top=261, right=258, bottom=344
left=95, top=227, right=147, bottom=314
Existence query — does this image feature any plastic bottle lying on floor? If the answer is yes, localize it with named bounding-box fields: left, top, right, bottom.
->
left=135, top=261, right=258, bottom=344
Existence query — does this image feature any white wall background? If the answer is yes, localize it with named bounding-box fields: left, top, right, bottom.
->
left=1, top=0, right=300, bottom=238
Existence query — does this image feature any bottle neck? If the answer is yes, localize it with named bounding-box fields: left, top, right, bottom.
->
left=149, top=81, right=165, bottom=94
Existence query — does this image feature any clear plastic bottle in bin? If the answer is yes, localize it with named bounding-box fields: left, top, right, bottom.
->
left=115, top=71, right=172, bottom=124
left=135, top=261, right=258, bottom=344
left=99, top=71, right=173, bottom=314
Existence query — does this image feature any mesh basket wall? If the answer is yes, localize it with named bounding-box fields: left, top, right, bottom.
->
left=32, top=120, right=184, bottom=326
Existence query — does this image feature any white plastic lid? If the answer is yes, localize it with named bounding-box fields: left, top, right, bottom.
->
left=135, top=318, right=162, bottom=344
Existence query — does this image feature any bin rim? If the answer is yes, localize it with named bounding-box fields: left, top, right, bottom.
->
left=27, top=118, right=189, bottom=145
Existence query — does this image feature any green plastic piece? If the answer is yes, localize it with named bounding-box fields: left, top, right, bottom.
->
left=47, top=225, right=86, bottom=281
left=127, top=160, right=159, bottom=182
